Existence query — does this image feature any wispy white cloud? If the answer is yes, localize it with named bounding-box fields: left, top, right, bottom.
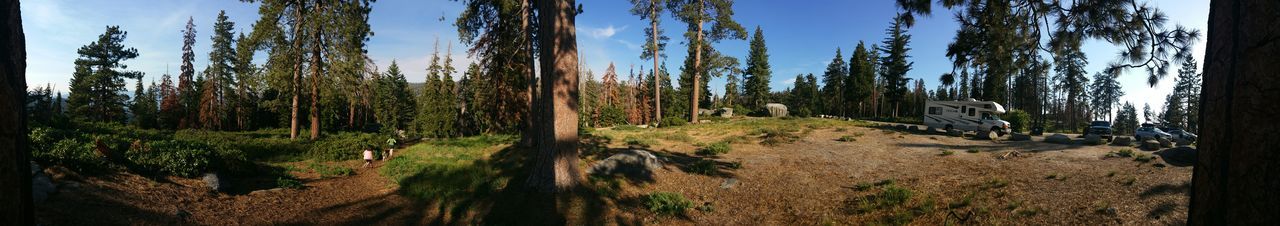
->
left=587, top=25, right=626, bottom=39
left=616, top=39, right=641, bottom=51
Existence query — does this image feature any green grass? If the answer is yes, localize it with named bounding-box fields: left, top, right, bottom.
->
left=696, top=142, right=732, bottom=156
left=276, top=176, right=303, bottom=189
left=688, top=159, right=719, bottom=175
left=307, top=162, right=355, bottom=178
left=623, top=136, right=658, bottom=147
left=938, top=150, right=955, bottom=156
left=966, top=149, right=981, bottom=153
left=837, top=135, right=858, bottom=142
left=1134, top=153, right=1156, bottom=163
left=379, top=135, right=516, bottom=203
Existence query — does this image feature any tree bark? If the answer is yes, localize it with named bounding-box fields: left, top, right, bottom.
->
left=309, top=2, right=322, bottom=141
left=690, top=0, right=704, bottom=124
left=1189, top=0, right=1280, bottom=224
left=0, top=0, right=31, bottom=224
left=528, top=0, right=581, bottom=193
left=290, top=2, right=304, bottom=140
left=520, top=0, right=538, bottom=148
left=651, top=0, right=661, bottom=127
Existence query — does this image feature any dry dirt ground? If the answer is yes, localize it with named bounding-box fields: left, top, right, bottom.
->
left=33, top=118, right=1193, bottom=225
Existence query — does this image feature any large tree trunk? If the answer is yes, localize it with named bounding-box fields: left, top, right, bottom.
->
left=309, top=3, right=322, bottom=141
left=290, top=4, right=303, bottom=140
left=528, top=0, right=581, bottom=193
left=0, top=0, right=31, bottom=224
left=651, top=1, right=661, bottom=127
left=520, top=0, right=537, bottom=148
left=1189, top=0, right=1280, bottom=224
left=690, top=0, right=704, bottom=124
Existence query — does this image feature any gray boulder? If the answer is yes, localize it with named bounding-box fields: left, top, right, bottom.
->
left=716, top=108, right=734, bottom=118
left=976, top=130, right=998, bottom=140
left=765, top=103, right=788, bottom=117
left=1158, top=137, right=1174, bottom=148
left=203, top=172, right=226, bottom=192
left=947, top=129, right=964, bottom=137
left=1009, top=133, right=1032, bottom=141
left=1142, top=139, right=1162, bottom=150
left=1111, top=136, right=1134, bottom=146
left=698, top=108, right=715, bottom=116
left=1045, top=134, right=1072, bottom=144
left=1174, top=137, right=1193, bottom=146
left=1084, top=134, right=1104, bottom=145
left=31, top=162, right=55, bottom=204
left=589, top=150, right=663, bottom=177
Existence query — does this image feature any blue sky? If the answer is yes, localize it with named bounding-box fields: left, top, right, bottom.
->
left=23, top=0, right=1208, bottom=114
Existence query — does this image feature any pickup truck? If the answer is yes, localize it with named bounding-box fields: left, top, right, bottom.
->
left=1083, top=121, right=1114, bottom=141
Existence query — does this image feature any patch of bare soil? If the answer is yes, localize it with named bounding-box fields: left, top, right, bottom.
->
left=612, top=123, right=1191, bottom=225
left=35, top=160, right=429, bottom=225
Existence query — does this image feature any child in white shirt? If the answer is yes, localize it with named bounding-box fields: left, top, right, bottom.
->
left=362, top=147, right=374, bottom=168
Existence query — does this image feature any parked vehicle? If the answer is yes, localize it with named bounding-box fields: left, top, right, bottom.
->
left=1134, top=126, right=1173, bottom=141
left=1165, top=128, right=1197, bottom=141
left=1083, top=121, right=1114, bottom=141
left=922, top=99, right=1012, bottom=136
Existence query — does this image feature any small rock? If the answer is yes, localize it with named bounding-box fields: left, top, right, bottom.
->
left=720, top=178, right=738, bottom=189
left=30, top=162, right=56, bottom=204
left=589, top=150, right=663, bottom=177
left=203, top=173, right=226, bottom=193
left=977, top=131, right=998, bottom=140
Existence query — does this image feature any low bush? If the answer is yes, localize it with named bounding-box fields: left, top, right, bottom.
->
left=308, top=132, right=389, bottom=161
left=659, top=117, right=687, bottom=127
left=688, top=159, right=718, bottom=175
left=277, top=176, right=304, bottom=189
left=643, top=192, right=694, bottom=215
left=696, top=142, right=732, bottom=156
left=1133, top=153, right=1155, bottom=163
left=623, top=136, right=657, bottom=147
left=837, top=135, right=858, bottom=142
left=37, top=137, right=110, bottom=173
left=757, top=127, right=800, bottom=146
left=1004, top=109, right=1032, bottom=132
left=126, top=140, right=219, bottom=177
left=939, top=150, right=955, bottom=156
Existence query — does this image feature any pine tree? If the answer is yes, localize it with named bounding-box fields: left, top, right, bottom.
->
left=130, top=78, right=158, bottom=128
left=1089, top=72, right=1123, bottom=121
left=630, top=0, right=669, bottom=125
left=742, top=26, right=771, bottom=112
left=178, top=17, right=199, bottom=129
left=67, top=26, right=142, bottom=123
left=670, top=0, right=747, bottom=123
left=821, top=48, right=848, bottom=117
left=878, top=15, right=914, bottom=118
left=846, top=42, right=874, bottom=117
left=232, top=32, right=259, bottom=130
left=199, top=11, right=237, bottom=130
left=1174, top=58, right=1201, bottom=132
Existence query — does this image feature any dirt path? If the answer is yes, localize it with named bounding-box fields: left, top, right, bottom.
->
left=36, top=160, right=425, bottom=225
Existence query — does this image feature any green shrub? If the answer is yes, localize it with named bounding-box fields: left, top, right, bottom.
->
left=966, top=149, right=980, bottom=153
left=696, top=142, right=732, bottom=156
left=689, top=159, right=718, bottom=175
left=277, top=176, right=304, bottom=189
left=939, top=150, right=955, bottom=156
left=623, top=136, right=657, bottom=147
left=37, top=138, right=110, bottom=173
left=1004, top=109, right=1031, bottom=133
left=758, top=127, right=800, bottom=146
left=597, top=105, right=629, bottom=127
left=837, top=135, right=858, bottom=142
left=1115, top=149, right=1135, bottom=157
left=308, top=132, right=386, bottom=161
left=126, top=140, right=220, bottom=177
left=660, top=116, right=687, bottom=127
left=643, top=192, right=693, bottom=215
left=1133, top=153, right=1155, bottom=163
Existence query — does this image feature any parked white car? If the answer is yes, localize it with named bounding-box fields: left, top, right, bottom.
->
left=1134, top=126, right=1173, bottom=141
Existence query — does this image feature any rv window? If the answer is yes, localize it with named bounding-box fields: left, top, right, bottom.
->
left=928, top=107, right=941, bottom=115
left=982, top=112, right=991, bottom=120
left=968, top=108, right=975, bottom=117
left=961, top=106, right=967, bottom=112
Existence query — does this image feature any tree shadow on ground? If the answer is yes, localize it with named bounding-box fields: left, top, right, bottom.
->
left=1153, top=147, right=1196, bottom=167
left=290, top=136, right=648, bottom=226
left=36, top=175, right=188, bottom=225
left=1140, top=182, right=1191, bottom=199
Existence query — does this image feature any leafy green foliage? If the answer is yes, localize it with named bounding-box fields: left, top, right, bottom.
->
left=643, top=192, right=694, bottom=216
left=696, top=142, right=731, bottom=156
left=659, top=116, right=687, bottom=127
left=1004, top=109, right=1031, bottom=132
left=126, top=140, right=219, bottom=177
left=307, top=132, right=389, bottom=161
left=276, top=176, right=304, bottom=189
left=688, top=159, right=718, bottom=175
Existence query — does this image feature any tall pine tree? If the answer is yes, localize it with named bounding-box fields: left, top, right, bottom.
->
left=878, top=15, right=913, bottom=118
left=742, top=26, right=771, bottom=112
left=67, top=26, right=142, bottom=123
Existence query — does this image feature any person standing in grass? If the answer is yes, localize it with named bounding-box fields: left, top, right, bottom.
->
left=384, top=138, right=397, bottom=160
left=362, top=145, right=375, bottom=168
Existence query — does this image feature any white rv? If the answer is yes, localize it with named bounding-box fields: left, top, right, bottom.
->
left=923, top=99, right=1012, bottom=136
